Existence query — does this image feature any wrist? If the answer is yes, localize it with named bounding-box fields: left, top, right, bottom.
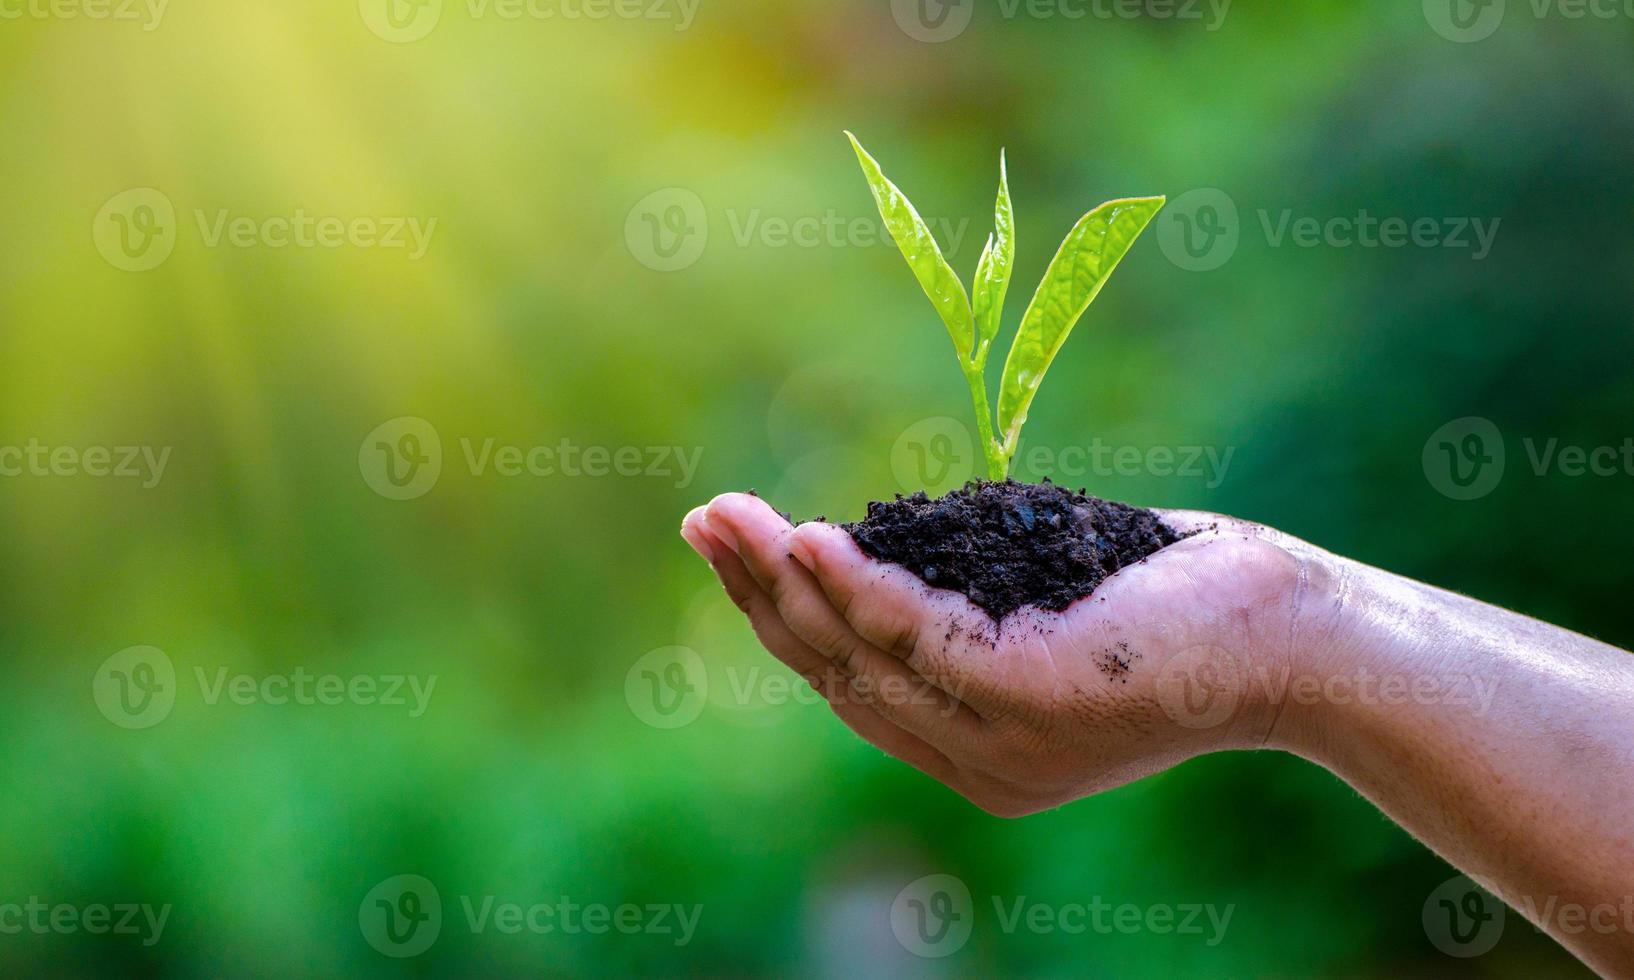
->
left=1261, top=549, right=1473, bottom=767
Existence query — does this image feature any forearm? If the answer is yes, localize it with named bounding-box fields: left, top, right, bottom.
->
left=1280, top=554, right=1634, bottom=974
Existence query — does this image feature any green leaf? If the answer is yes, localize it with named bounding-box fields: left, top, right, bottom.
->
left=971, top=149, right=1014, bottom=360
left=845, top=131, right=974, bottom=359
left=996, top=195, right=1165, bottom=453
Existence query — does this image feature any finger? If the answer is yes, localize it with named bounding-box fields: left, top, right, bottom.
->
left=680, top=505, right=716, bottom=563
left=825, top=690, right=969, bottom=789
left=785, top=520, right=1012, bottom=714
left=1155, top=508, right=1328, bottom=565
left=704, top=493, right=983, bottom=745
left=691, top=509, right=968, bottom=785
left=694, top=518, right=836, bottom=685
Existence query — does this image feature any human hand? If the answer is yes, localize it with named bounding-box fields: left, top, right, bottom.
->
left=680, top=492, right=1338, bottom=817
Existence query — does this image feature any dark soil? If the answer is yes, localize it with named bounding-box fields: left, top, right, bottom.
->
left=845, top=479, right=1190, bottom=621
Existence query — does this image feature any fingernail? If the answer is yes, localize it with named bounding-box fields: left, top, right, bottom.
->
left=709, top=520, right=740, bottom=554
left=680, top=508, right=715, bottom=563
left=787, top=535, right=817, bottom=574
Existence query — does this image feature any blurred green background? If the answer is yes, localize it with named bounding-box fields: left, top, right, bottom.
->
left=1, top=0, right=1631, bottom=975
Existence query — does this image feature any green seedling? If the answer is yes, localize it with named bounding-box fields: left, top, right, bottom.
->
left=846, top=131, right=1164, bottom=480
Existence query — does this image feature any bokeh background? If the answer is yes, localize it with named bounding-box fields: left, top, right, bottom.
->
left=2, top=0, right=1631, bottom=974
